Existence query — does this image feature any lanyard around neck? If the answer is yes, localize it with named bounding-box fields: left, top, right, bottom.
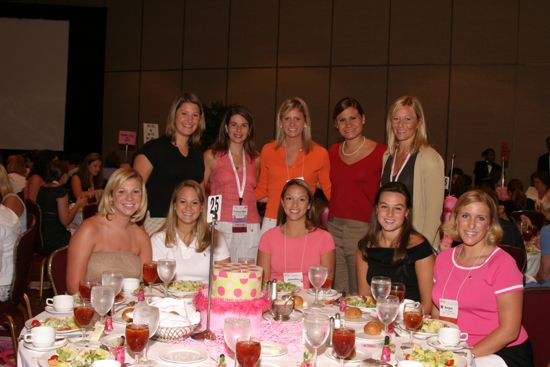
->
left=228, top=148, right=247, bottom=205
left=390, top=152, right=411, bottom=182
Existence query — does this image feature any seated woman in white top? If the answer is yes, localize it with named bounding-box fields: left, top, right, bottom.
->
left=151, top=180, right=230, bottom=283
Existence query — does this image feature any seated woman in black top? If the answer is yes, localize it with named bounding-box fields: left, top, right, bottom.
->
left=356, top=182, right=434, bottom=314
left=37, top=161, right=87, bottom=254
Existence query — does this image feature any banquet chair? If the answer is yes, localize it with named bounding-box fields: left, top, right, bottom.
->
left=510, top=210, right=546, bottom=230
left=25, top=199, right=52, bottom=299
left=0, top=223, right=35, bottom=354
left=47, top=245, right=68, bottom=296
left=499, top=245, right=526, bottom=272
left=522, top=287, right=550, bottom=367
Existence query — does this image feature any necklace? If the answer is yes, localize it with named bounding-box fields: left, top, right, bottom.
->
left=341, top=136, right=365, bottom=157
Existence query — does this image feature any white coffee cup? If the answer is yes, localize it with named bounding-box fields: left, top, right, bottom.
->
left=46, top=295, right=74, bottom=312
left=24, top=326, right=56, bottom=348
left=438, top=327, right=469, bottom=346
left=397, top=361, right=423, bottom=367
left=122, top=278, right=140, bottom=295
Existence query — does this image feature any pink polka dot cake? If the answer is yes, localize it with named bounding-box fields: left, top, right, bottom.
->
left=193, top=263, right=271, bottom=333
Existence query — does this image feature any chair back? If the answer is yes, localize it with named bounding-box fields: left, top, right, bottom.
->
left=82, top=203, right=98, bottom=220
left=499, top=245, right=526, bottom=272
left=523, top=287, right=550, bottom=367
left=48, top=245, right=69, bottom=296
left=9, top=224, right=35, bottom=305
left=510, top=210, right=546, bottom=230
left=24, top=198, right=43, bottom=252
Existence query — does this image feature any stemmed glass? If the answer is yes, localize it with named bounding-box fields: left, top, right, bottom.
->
left=236, top=337, right=261, bottom=367
left=73, top=299, right=95, bottom=347
left=376, top=295, right=400, bottom=334
left=142, top=262, right=158, bottom=297
left=132, top=305, right=160, bottom=367
left=223, top=318, right=251, bottom=366
left=390, top=282, right=406, bottom=303
left=370, top=276, right=391, bottom=301
left=91, top=285, right=115, bottom=324
left=79, top=279, right=99, bottom=301
left=156, top=259, right=176, bottom=297
left=402, top=301, right=423, bottom=348
left=126, top=323, right=149, bottom=367
left=331, top=327, right=355, bottom=367
left=308, top=265, right=328, bottom=307
left=101, top=272, right=124, bottom=312
left=303, top=313, right=330, bottom=367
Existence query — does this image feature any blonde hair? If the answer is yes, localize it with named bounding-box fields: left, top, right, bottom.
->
left=386, top=96, right=429, bottom=154
left=0, top=165, right=14, bottom=198
left=162, top=180, right=211, bottom=252
left=275, top=97, right=313, bottom=153
left=165, top=92, right=205, bottom=146
left=6, top=155, right=27, bottom=175
left=442, top=189, right=503, bottom=247
left=98, top=167, right=147, bottom=223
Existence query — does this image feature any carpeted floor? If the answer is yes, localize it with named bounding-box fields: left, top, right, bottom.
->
left=0, top=337, right=15, bottom=367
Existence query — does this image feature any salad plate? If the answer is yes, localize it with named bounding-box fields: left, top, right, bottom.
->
left=325, top=347, right=370, bottom=364
left=159, top=347, right=208, bottom=364
left=426, top=336, right=469, bottom=352
left=306, top=288, right=339, bottom=298
left=400, top=345, right=466, bottom=367
left=345, top=296, right=376, bottom=312
left=25, top=317, right=80, bottom=334
left=23, top=338, right=67, bottom=352
left=276, top=282, right=299, bottom=296
left=45, top=306, right=73, bottom=315
left=356, top=331, right=385, bottom=342
left=398, top=319, right=458, bottom=339
left=260, top=341, right=288, bottom=357
left=165, top=280, right=204, bottom=297
left=38, top=346, right=111, bottom=367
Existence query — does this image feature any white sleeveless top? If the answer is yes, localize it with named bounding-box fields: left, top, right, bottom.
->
left=2, top=193, right=27, bottom=232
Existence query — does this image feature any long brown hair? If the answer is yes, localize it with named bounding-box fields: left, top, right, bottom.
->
left=211, top=105, right=258, bottom=159
left=76, top=153, right=104, bottom=190
left=277, top=179, right=317, bottom=231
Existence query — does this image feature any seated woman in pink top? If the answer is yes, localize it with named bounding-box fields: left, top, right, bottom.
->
left=257, top=179, right=335, bottom=288
left=203, top=106, right=261, bottom=263
left=433, top=189, right=533, bottom=367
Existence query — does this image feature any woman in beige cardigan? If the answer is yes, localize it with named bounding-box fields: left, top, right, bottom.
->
left=379, top=96, right=444, bottom=251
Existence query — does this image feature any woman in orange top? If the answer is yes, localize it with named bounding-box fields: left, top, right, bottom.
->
left=256, top=97, right=331, bottom=235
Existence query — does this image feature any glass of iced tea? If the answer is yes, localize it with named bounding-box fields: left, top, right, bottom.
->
left=390, top=282, right=406, bottom=303
left=73, top=300, right=95, bottom=347
left=142, top=262, right=157, bottom=296
left=236, top=337, right=261, bottom=367
left=78, top=279, right=99, bottom=301
left=332, top=327, right=355, bottom=367
left=402, top=301, right=423, bottom=348
left=126, top=323, right=150, bottom=366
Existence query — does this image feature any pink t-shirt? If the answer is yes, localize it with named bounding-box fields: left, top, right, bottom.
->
left=432, top=246, right=528, bottom=347
left=258, top=227, right=335, bottom=288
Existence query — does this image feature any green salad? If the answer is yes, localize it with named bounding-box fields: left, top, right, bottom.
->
left=346, top=295, right=376, bottom=308
left=420, top=319, right=446, bottom=333
left=404, top=344, right=456, bottom=366
left=168, top=280, right=204, bottom=292
left=276, top=281, right=298, bottom=292
left=41, top=317, right=78, bottom=331
left=48, top=346, right=110, bottom=367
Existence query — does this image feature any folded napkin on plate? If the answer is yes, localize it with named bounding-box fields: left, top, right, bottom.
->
left=148, top=297, right=200, bottom=327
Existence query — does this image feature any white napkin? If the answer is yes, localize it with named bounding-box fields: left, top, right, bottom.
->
left=148, top=298, right=200, bottom=327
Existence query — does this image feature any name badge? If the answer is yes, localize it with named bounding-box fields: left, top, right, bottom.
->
left=232, top=205, right=248, bottom=233
left=439, top=298, right=459, bottom=324
left=283, top=272, right=304, bottom=288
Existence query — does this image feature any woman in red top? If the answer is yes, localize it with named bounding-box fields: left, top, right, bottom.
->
left=328, top=97, right=385, bottom=294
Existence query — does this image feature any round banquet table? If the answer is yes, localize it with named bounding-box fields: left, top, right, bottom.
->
left=18, top=289, right=506, bottom=367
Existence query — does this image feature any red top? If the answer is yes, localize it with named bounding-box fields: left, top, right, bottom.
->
left=328, top=142, right=386, bottom=223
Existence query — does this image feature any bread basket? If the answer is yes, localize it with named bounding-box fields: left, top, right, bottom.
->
left=153, top=322, right=200, bottom=343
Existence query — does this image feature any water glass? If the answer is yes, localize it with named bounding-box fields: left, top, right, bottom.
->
left=91, top=285, right=115, bottom=323
left=370, top=276, right=391, bottom=301
left=156, top=259, right=176, bottom=296
left=308, top=265, right=328, bottom=307
left=132, top=305, right=160, bottom=366
left=376, top=295, right=400, bottom=333
left=223, top=318, right=251, bottom=361
left=303, top=313, right=330, bottom=367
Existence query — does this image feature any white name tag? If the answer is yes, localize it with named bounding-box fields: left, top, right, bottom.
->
left=283, top=272, right=304, bottom=288
left=439, top=298, right=459, bottom=323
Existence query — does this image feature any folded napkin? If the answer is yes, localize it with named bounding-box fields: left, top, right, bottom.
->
left=148, top=297, right=200, bottom=327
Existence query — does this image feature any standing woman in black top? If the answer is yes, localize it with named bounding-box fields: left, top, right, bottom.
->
left=356, top=182, right=434, bottom=314
left=134, top=92, right=205, bottom=235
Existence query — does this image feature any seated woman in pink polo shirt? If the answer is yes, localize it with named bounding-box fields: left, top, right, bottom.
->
left=432, top=189, right=533, bottom=367
left=257, top=179, right=335, bottom=288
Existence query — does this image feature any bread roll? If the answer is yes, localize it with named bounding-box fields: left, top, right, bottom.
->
left=293, top=295, right=303, bottom=310
left=345, top=306, right=362, bottom=320
left=364, top=320, right=383, bottom=335
left=122, top=307, right=134, bottom=322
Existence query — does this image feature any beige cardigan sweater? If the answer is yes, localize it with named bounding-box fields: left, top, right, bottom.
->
left=382, top=146, right=445, bottom=250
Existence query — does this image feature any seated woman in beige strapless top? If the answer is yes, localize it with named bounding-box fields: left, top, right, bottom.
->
left=66, top=167, right=152, bottom=294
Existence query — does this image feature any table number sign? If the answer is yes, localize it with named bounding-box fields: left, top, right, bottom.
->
left=207, top=195, right=222, bottom=224
left=118, top=130, right=137, bottom=146
left=143, top=123, right=159, bottom=144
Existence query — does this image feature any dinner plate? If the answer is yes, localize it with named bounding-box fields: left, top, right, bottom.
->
left=99, top=334, right=125, bottom=349
left=398, top=350, right=467, bottom=367
left=306, top=288, right=339, bottom=298
left=167, top=288, right=199, bottom=298
left=260, top=341, right=288, bottom=357
left=343, top=313, right=372, bottom=325
left=397, top=319, right=458, bottom=339
left=325, top=347, right=370, bottom=364
left=345, top=296, right=376, bottom=312
left=262, top=310, right=304, bottom=322
left=356, top=332, right=385, bottom=342
left=25, top=318, right=80, bottom=335
left=159, top=347, right=208, bottom=364
left=426, top=336, right=469, bottom=351
left=23, top=338, right=67, bottom=352
left=45, top=306, right=73, bottom=315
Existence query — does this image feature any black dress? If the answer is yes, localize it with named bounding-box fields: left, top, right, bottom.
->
left=36, top=186, right=71, bottom=254
left=362, top=240, right=433, bottom=302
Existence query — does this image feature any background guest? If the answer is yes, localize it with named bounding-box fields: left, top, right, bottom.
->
left=357, top=182, right=434, bottom=314
left=0, top=201, right=21, bottom=302
left=66, top=167, right=151, bottom=294
left=525, top=171, right=550, bottom=212
left=151, top=180, right=230, bottom=283
left=0, top=164, right=26, bottom=232
left=203, top=106, right=261, bottom=262
left=536, top=136, right=550, bottom=173
left=5, top=154, right=27, bottom=193
left=71, top=152, right=104, bottom=203
left=256, top=97, right=331, bottom=235
left=24, top=150, right=57, bottom=202
left=434, top=189, right=533, bottom=366
left=381, top=96, right=444, bottom=250
left=134, top=92, right=205, bottom=235
left=529, top=193, right=550, bottom=287
left=473, top=148, right=502, bottom=187
left=257, top=179, right=335, bottom=288
left=327, top=97, right=386, bottom=294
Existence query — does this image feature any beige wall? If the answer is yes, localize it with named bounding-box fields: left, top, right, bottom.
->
left=12, top=0, right=550, bottom=187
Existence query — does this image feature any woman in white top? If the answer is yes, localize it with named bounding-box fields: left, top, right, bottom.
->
left=0, top=164, right=26, bottom=232
left=151, top=180, right=230, bottom=283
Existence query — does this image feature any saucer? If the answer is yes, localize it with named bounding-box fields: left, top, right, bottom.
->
left=23, top=338, right=67, bottom=352
left=45, top=306, right=73, bottom=314
left=426, top=335, right=468, bottom=351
